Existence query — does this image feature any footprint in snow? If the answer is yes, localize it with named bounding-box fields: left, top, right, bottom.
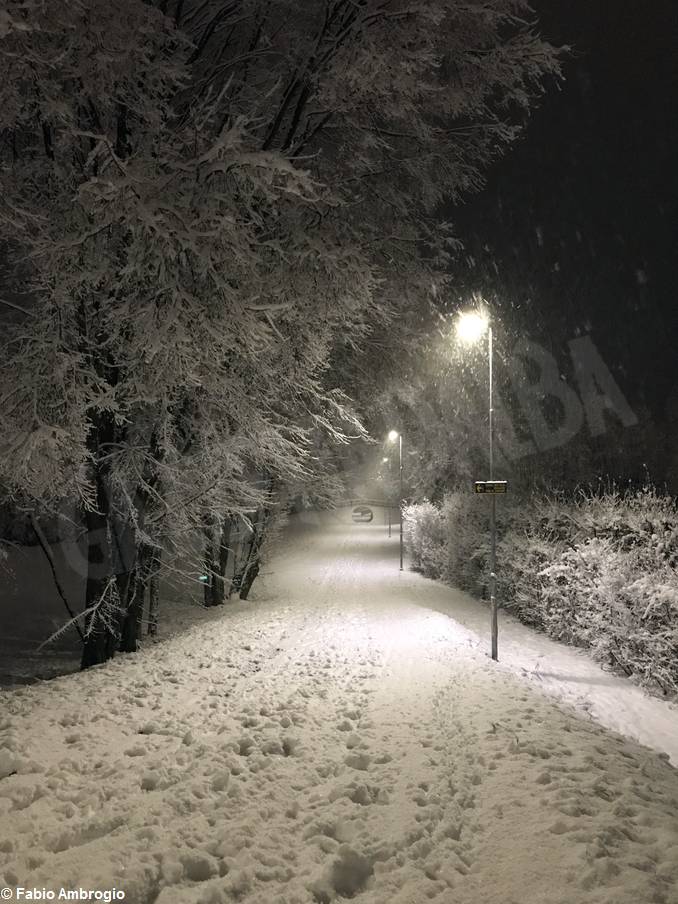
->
left=124, top=744, right=146, bottom=757
left=373, top=754, right=392, bottom=765
left=236, top=736, right=255, bottom=756
left=344, top=752, right=371, bottom=772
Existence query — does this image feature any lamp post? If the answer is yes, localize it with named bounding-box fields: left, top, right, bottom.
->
left=388, top=430, right=403, bottom=571
left=456, top=311, right=498, bottom=661
left=382, top=458, right=392, bottom=537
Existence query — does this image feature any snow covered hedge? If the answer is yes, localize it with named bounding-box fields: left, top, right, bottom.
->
left=402, top=500, right=447, bottom=579
left=405, top=487, right=678, bottom=696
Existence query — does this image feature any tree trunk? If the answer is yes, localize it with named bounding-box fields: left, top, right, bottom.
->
left=118, top=565, right=141, bottom=653
left=231, top=520, right=255, bottom=596
left=212, top=516, right=233, bottom=605
left=136, top=574, right=145, bottom=636
left=147, top=548, right=161, bottom=636
left=119, top=546, right=149, bottom=653
left=238, top=557, right=260, bottom=601
left=81, top=476, right=118, bottom=669
left=235, top=506, right=270, bottom=601
left=202, top=516, right=217, bottom=607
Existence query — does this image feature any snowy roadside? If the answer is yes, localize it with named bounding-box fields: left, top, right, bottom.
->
left=0, top=510, right=677, bottom=904
left=387, top=538, right=678, bottom=771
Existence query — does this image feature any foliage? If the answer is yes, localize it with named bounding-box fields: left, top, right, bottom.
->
left=0, top=0, right=561, bottom=661
left=405, top=485, right=678, bottom=696
left=403, top=500, right=446, bottom=578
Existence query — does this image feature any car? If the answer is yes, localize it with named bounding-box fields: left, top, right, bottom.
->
left=352, top=505, right=374, bottom=523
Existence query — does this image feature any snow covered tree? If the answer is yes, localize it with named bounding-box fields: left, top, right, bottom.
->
left=0, top=0, right=560, bottom=666
left=169, top=0, right=562, bottom=338
left=0, top=0, right=368, bottom=664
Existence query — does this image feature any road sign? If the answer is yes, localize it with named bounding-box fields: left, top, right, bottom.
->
left=474, top=480, right=508, bottom=495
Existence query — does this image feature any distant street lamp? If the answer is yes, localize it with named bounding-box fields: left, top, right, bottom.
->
left=456, top=310, right=499, bottom=661
left=387, top=430, right=404, bottom=571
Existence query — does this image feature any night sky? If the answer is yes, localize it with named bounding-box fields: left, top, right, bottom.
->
left=454, top=0, right=678, bottom=422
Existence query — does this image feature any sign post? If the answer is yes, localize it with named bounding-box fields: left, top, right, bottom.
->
left=488, top=326, right=497, bottom=660
left=473, top=480, right=508, bottom=661
left=399, top=434, right=403, bottom=572
left=457, top=314, right=504, bottom=661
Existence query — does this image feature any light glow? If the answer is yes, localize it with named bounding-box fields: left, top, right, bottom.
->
left=387, top=430, right=399, bottom=442
left=456, top=311, right=489, bottom=344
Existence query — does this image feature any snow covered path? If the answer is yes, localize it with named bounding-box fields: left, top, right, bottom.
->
left=1, top=511, right=678, bottom=904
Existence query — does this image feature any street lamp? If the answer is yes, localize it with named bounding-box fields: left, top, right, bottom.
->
left=456, top=310, right=499, bottom=661
left=387, top=430, right=403, bottom=571
left=456, top=311, right=489, bottom=344
left=381, top=457, right=392, bottom=537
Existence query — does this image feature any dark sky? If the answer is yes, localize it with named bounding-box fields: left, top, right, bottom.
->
left=454, top=0, right=678, bottom=421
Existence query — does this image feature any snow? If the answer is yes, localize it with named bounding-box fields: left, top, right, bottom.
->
left=1, top=508, right=678, bottom=904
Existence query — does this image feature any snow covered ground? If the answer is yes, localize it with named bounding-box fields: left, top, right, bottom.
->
left=1, top=508, right=678, bottom=904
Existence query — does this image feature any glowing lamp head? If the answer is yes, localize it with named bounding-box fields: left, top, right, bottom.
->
left=456, top=311, right=489, bottom=344
left=387, top=430, right=399, bottom=442
left=382, top=457, right=389, bottom=463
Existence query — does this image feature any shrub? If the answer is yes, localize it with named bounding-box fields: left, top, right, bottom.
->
left=405, top=485, right=678, bottom=697
left=441, top=490, right=491, bottom=594
left=403, top=500, right=447, bottom=579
